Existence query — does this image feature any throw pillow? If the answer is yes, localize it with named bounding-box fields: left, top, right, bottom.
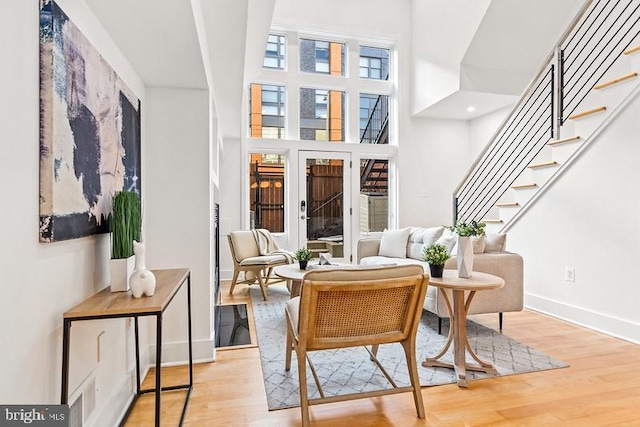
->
left=484, top=233, right=507, bottom=252
left=435, top=228, right=457, bottom=254
left=422, top=226, right=445, bottom=246
left=378, top=227, right=411, bottom=258
left=472, top=235, right=486, bottom=254
left=407, top=226, right=444, bottom=259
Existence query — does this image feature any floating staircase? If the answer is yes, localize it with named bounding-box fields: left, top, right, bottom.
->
left=455, top=0, right=640, bottom=233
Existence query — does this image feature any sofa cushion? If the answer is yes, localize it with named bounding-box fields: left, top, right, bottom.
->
left=406, top=226, right=444, bottom=260
left=484, top=233, right=507, bottom=252
left=378, top=227, right=411, bottom=258
left=360, top=255, right=429, bottom=271
left=239, top=254, right=290, bottom=266
left=407, top=226, right=444, bottom=260
left=435, top=228, right=457, bottom=254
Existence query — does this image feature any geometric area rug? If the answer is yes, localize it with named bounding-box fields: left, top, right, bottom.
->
left=250, top=285, right=569, bottom=411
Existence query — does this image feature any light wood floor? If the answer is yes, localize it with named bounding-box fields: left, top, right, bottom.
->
left=125, top=280, right=640, bottom=426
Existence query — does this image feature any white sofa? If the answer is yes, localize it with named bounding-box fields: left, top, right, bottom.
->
left=357, top=226, right=523, bottom=332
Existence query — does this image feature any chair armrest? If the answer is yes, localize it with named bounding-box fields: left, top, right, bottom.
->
left=357, top=238, right=381, bottom=263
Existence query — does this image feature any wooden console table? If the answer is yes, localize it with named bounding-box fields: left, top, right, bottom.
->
left=61, top=268, right=193, bottom=426
left=422, top=270, right=504, bottom=387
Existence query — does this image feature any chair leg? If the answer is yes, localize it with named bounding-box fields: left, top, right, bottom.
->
left=499, top=312, right=503, bottom=332
left=256, top=273, right=268, bottom=301
left=297, top=349, right=311, bottom=427
left=263, top=267, right=273, bottom=285
left=401, top=339, right=425, bottom=419
left=285, top=316, right=293, bottom=371
left=229, top=269, right=240, bottom=295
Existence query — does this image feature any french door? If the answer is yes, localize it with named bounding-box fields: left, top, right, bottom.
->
left=298, top=151, right=351, bottom=262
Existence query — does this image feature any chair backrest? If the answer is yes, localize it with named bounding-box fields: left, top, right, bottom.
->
left=298, top=265, right=429, bottom=351
left=228, top=231, right=260, bottom=262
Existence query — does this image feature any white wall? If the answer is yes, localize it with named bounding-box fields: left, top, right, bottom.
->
left=0, top=0, right=145, bottom=424
left=400, top=118, right=471, bottom=227
left=469, top=106, right=511, bottom=159
left=144, top=87, right=213, bottom=362
left=508, top=93, right=640, bottom=344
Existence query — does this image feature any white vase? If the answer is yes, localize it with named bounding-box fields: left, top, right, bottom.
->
left=129, top=241, right=156, bottom=298
left=109, top=256, right=135, bottom=292
left=456, top=236, right=474, bottom=278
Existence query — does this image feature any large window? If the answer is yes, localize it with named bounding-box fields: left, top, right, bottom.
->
left=249, top=153, right=285, bottom=232
left=300, top=38, right=345, bottom=76
left=359, top=93, right=389, bottom=144
left=359, top=46, right=389, bottom=80
left=250, top=84, right=285, bottom=139
left=300, top=88, right=344, bottom=141
left=263, top=34, right=285, bottom=70
left=359, top=158, right=388, bottom=232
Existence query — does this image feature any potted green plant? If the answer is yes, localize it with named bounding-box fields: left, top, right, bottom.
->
left=109, top=191, right=141, bottom=292
left=446, top=220, right=486, bottom=237
left=294, top=247, right=312, bottom=270
left=422, top=243, right=450, bottom=278
left=446, top=220, right=485, bottom=278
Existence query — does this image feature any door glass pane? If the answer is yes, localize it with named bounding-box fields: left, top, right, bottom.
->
left=249, top=153, right=285, bottom=232
left=305, top=158, right=344, bottom=257
left=359, top=158, right=388, bottom=233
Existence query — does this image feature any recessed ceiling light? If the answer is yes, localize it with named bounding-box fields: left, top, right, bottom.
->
left=467, top=106, right=476, bottom=113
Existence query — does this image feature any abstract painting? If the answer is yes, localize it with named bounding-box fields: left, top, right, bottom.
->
left=39, top=0, right=141, bottom=242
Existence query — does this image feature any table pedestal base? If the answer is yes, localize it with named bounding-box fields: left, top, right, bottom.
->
left=421, top=288, right=497, bottom=387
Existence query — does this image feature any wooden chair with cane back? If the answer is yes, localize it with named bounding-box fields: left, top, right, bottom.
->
left=284, top=265, right=429, bottom=426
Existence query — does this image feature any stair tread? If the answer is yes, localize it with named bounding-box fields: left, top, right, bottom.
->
left=495, top=202, right=520, bottom=207
left=594, top=72, right=638, bottom=90
left=547, top=135, right=581, bottom=146
left=528, top=160, right=558, bottom=169
left=511, top=183, right=538, bottom=189
left=568, top=106, right=606, bottom=120
left=623, top=45, right=640, bottom=55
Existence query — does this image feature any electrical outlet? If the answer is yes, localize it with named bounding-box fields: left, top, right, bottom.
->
left=565, top=267, right=575, bottom=282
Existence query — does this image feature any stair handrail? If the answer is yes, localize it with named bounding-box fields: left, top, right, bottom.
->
left=453, top=0, right=594, bottom=223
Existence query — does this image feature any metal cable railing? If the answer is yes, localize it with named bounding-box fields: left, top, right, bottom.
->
left=456, top=66, right=554, bottom=223
left=562, top=0, right=640, bottom=121
left=454, top=0, right=640, bottom=224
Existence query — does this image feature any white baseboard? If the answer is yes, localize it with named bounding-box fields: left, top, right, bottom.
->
left=149, top=337, right=216, bottom=366
left=525, top=293, right=640, bottom=345
left=221, top=268, right=234, bottom=281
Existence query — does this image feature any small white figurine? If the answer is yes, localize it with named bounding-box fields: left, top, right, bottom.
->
left=129, top=240, right=156, bottom=298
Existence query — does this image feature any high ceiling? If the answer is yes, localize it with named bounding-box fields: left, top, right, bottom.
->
left=85, top=0, right=588, bottom=131
left=85, top=0, right=207, bottom=89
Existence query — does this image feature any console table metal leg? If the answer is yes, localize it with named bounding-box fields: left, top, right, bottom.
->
left=134, top=317, right=141, bottom=393
left=155, top=313, right=162, bottom=427
left=187, top=273, right=193, bottom=387
left=178, top=272, right=194, bottom=425
left=61, top=319, right=71, bottom=404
